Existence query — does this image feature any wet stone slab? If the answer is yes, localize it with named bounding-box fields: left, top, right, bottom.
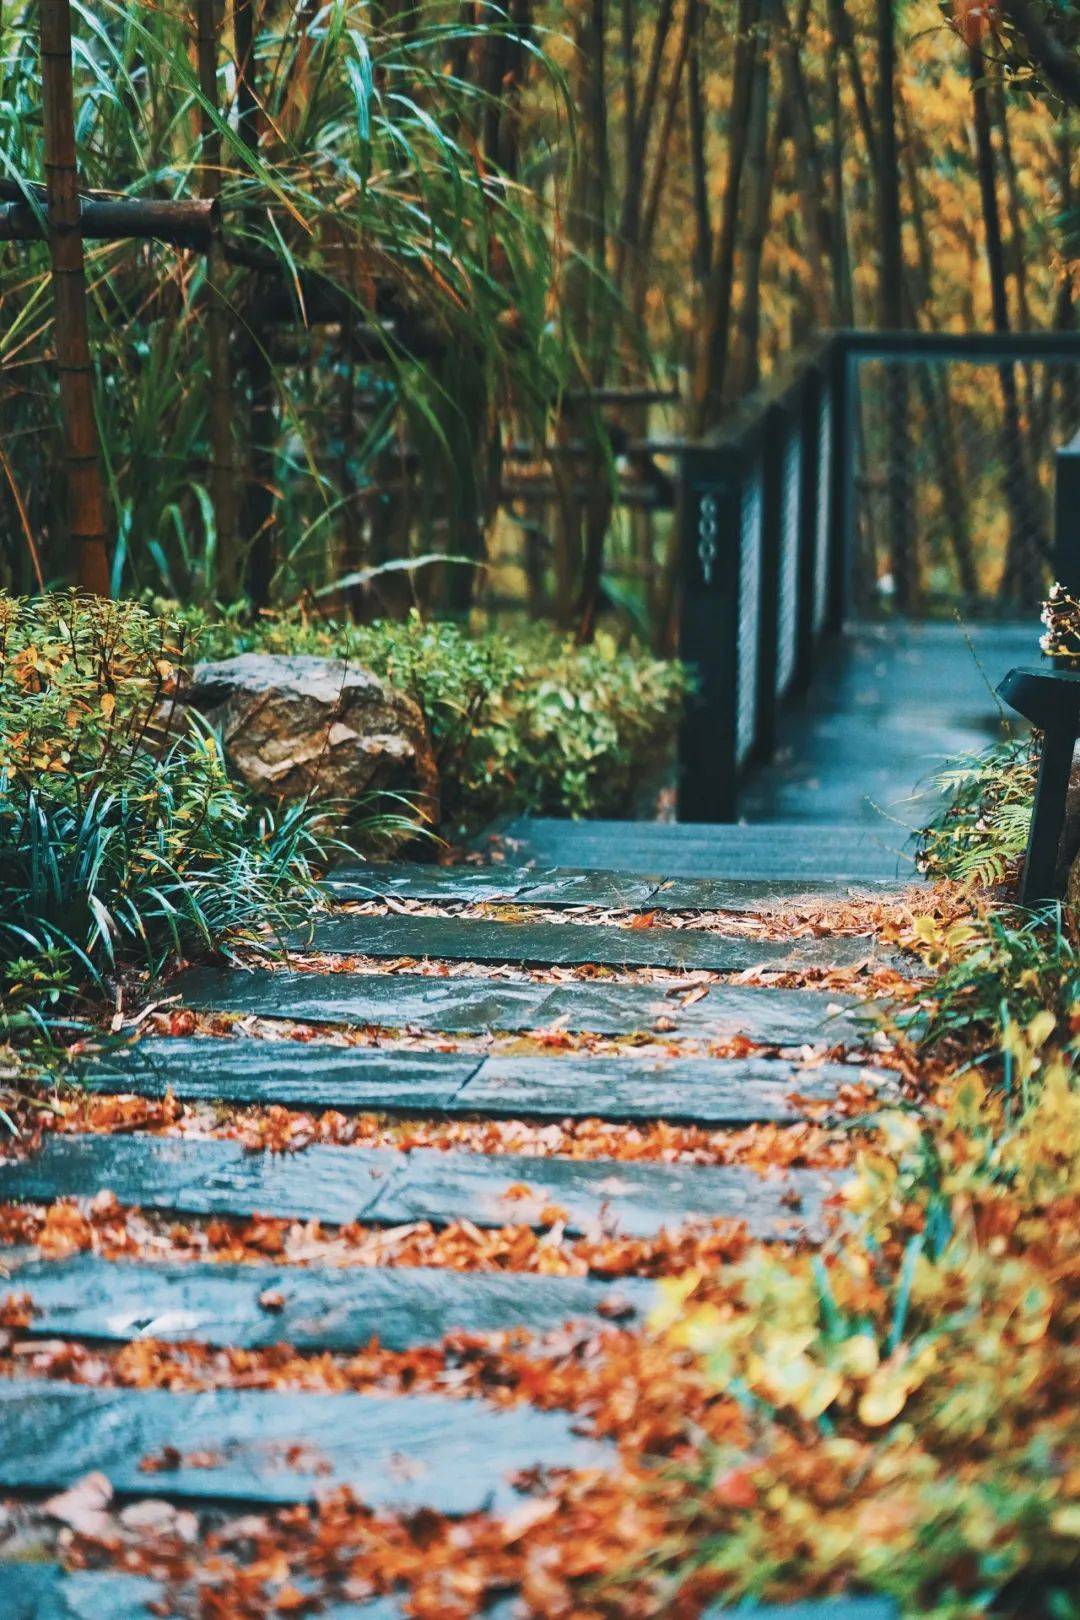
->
left=298, top=913, right=885, bottom=974
left=79, top=1041, right=481, bottom=1115
left=0, top=1133, right=840, bottom=1240
left=0, top=1563, right=404, bottom=1619
left=326, top=861, right=901, bottom=910
left=459, top=1054, right=893, bottom=1125
left=373, top=1148, right=836, bottom=1240
left=0, top=1381, right=610, bottom=1512
left=174, top=968, right=864, bottom=1047
left=78, top=1039, right=889, bottom=1126
left=494, top=819, right=914, bottom=883
left=8, top=1255, right=654, bottom=1349
left=0, top=1565, right=896, bottom=1620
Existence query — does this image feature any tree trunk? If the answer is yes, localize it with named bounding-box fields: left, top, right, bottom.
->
left=196, top=0, right=239, bottom=597
left=898, top=92, right=978, bottom=600
left=686, top=0, right=711, bottom=287
left=631, top=0, right=695, bottom=327
left=875, top=0, right=915, bottom=611
left=776, top=0, right=833, bottom=325
left=969, top=40, right=1047, bottom=605
left=832, top=0, right=877, bottom=168
left=693, top=0, right=758, bottom=428
left=826, top=0, right=854, bottom=323
left=560, top=0, right=611, bottom=635
left=39, top=0, right=110, bottom=594
left=612, top=0, right=674, bottom=299
left=233, top=0, right=276, bottom=606
left=728, top=0, right=782, bottom=402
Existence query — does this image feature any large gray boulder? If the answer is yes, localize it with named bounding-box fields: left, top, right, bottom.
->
left=184, top=653, right=439, bottom=822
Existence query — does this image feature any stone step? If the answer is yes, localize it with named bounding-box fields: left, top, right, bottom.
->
left=0, top=1562, right=898, bottom=1619
left=325, top=861, right=900, bottom=910
left=82, top=1039, right=891, bottom=1126
left=298, top=913, right=887, bottom=974
left=0, top=1134, right=841, bottom=1241
left=0, top=1381, right=609, bottom=1512
left=174, top=968, right=863, bottom=1048
left=493, top=819, right=914, bottom=882
left=7, top=1254, right=654, bottom=1349
left=1, top=1563, right=403, bottom=1619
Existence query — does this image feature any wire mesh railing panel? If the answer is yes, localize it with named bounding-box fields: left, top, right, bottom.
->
left=850, top=355, right=1080, bottom=615
left=813, top=385, right=833, bottom=633
left=776, top=421, right=802, bottom=694
left=736, top=457, right=764, bottom=765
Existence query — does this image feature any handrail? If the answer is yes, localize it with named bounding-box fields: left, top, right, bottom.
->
left=676, top=327, right=1080, bottom=822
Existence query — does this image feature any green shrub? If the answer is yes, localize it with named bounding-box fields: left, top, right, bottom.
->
left=173, top=604, right=689, bottom=831
left=0, top=594, right=341, bottom=1022
left=916, top=737, right=1035, bottom=889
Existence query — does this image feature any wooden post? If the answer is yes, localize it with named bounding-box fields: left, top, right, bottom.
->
left=196, top=0, right=240, bottom=595
left=1054, top=431, right=1080, bottom=595
left=998, top=666, right=1080, bottom=904
left=232, top=0, right=277, bottom=605
left=677, top=445, right=742, bottom=821
left=754, top=402, right=784, bottom=760
left=38, top=0, right=110, bottom=595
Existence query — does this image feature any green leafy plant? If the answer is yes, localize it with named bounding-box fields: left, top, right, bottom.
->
left=916, top=736, right=1036, bottom=890
left=0, top=594, right=346, bottom=1022
left=170, top=604, right=689, bottom=830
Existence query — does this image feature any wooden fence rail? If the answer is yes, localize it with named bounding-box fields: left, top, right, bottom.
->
left=676, top=330, right=1080, bottom=822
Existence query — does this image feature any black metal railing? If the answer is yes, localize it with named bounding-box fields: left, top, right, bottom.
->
left=676, top=329, right=1080, bottom=822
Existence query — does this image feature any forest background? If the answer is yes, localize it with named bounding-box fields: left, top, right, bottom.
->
left=0, top=0, right=1076, bottom=645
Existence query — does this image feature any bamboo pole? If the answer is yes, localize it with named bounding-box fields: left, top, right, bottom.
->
left=0, top=195, right=217, bottom=245
left=195, top=0, right=240, bottom=596
left=233, top=0, right=276, bottom=607
left=38, top=0, right=110, bottom=595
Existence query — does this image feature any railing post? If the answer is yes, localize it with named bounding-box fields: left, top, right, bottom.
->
left=1054, top=430, right=1080, bottom=595
left=826, top=337, right=850, bottom=634
left=677, top=446, right=742, bottom=821
left=754, top=402, right=786, bottom=759
left=794, top=364, right=822, bottom=690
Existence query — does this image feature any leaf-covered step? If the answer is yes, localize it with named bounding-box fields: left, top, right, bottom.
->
left=0, top=1381, right=610, bottom=1512
left=0, top=1563, right=897, bottom=1620
left=0, top=1134, right=841, bottom=1240
left=174, top=967, right=862, bottom=1047
left=459, top=1054, right=888, bottom=1125
left=82, top=1042, right=481, bottom=1113
left=8, top=1254, right=654, bottom=1349
left=0, top=1563, right=404, bottom=1619
left=298, top=913, right=885, bottom=973
left=493, top=818, right=914, bottom=883
left=325, top=861, right=896, bottom=910
left=81, top=1039, right=890, bottom=1126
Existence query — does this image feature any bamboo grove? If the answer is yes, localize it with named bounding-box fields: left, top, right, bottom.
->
left=0, top=0, right=1078, bottom=636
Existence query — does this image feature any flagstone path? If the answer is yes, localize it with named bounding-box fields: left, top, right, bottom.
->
left=37, top=583, right=1035, bottom=1620
left=0, top=823, right=909, bottom=1617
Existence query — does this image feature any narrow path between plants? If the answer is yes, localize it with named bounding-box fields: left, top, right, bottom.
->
left=0, top=821, right=927, bottom=1619
left=0, top=620, right=1038, bottom=1619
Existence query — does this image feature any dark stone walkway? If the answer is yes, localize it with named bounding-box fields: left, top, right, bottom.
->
left=738, top=619, right=1026, bottom=826
left=0, top=627, right=949, bottom=1613
left=0, top=1562, right=897, bottom=1619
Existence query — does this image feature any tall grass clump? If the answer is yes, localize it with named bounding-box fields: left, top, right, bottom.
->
left=0, top=593, right=340, bottom=1024
left=0, top=0, right=567, bottom=605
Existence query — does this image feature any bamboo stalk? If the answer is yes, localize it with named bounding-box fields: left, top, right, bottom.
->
left=195, top=0, right=240, bottom=595
left=38, top=0, right=110, bottom=595
left=0, top=195, right=217, bottom=245
left=233, top=0, right=276, bottom=607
